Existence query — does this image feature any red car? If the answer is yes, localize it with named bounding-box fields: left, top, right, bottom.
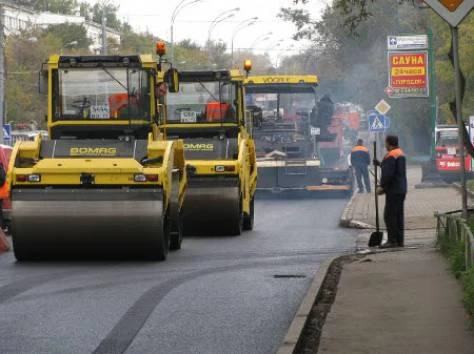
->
left=435, top=127, right=470, bottom=182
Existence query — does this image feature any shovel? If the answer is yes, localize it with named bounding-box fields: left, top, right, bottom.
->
left=368, top=141, right=383, bottom=247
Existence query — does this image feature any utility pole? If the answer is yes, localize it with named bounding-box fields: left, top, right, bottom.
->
left=0, top=3, right=5, bottom=143
left=452, top=26, right=468, bottom=218
left=428, top=28, right=437, bottom=160
left=101, top=4, right=107, bottom=55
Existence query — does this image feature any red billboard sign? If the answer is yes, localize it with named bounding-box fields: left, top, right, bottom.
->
left=388, top=51, right=429, bottom=98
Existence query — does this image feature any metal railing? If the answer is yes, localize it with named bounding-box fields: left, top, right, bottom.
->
left=436, top=209, right=474, bottom=269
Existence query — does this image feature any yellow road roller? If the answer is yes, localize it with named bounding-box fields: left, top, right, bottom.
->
left=159, top=66, right=257, bottom=235
left=8, top=51, right=187, bottom=260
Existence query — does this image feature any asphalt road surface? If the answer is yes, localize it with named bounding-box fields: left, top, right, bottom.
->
left=0, top=197, right=356, bottom=354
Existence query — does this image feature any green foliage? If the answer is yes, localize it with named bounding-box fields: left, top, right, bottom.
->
left=43, top=23, right=91, bottom=49
left=4, top=25, right=93, bottom=125
left=451, top=240, right=466, bottom=279
left=6, top=29, right=53, bottom=125
left=79, top=2, right=91, bottom=20
left=119, top=28, right=157, bottom=55
left=178, top=39, right=201, bottom=51
left=439, top=217, right=474, bottom=320
left=21, top=1, right=124, bottom=31
left=438, top=225, right=466, bottom=278
left=430, top=13, right=474, bottom=123
left=462, top=266, right=474, bottom=318
left=438, top=222, right=474, bottom=320
left=291, top=0, right=418, bottom=34
left=25, top=0, right=79, bottom=15
left=206, top=41, right=231, bottom=70
left=467, top=180, right=474, bottom=193
left=91, top=3, right=122, bottom=31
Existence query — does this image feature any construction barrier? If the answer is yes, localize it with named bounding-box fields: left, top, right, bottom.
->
left=0, top=229, right=10, bottom=254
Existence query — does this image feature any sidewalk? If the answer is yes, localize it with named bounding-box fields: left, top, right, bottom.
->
left=347, top=166, right=466, bottom=248
left=318, top=166, right=474, bottom=353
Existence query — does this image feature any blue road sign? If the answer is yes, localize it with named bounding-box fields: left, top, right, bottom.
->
left=368, top=113, right=386, bottom=132
left=384, top=116, right=391, bottom=130
left=3, top=124, right=11, bottom=141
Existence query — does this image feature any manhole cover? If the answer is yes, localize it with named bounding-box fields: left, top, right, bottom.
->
left=273, top=274, right=306, bottom=279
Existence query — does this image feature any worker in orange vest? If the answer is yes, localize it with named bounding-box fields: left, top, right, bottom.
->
left=350, top=139, right=371, bottom=193
left=0, top=163, right=8, bottom=231
left=375, top=135, right=407, bottom=248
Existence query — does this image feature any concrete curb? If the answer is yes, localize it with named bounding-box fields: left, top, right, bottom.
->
left=339, top=191, right=356, bottom=227
left=339, top=192, right=375, bottom=230
left=414, top=182, right=450, bottom=189
left=276, top=256, right=338, bottom=354
left=348, top=220, right=375, bottom=229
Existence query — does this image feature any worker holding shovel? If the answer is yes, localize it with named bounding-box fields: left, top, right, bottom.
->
left=374, top=135, right=407, bottom=248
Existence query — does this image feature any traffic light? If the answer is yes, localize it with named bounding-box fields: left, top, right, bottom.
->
left=438, top=0, right=464, bottom=12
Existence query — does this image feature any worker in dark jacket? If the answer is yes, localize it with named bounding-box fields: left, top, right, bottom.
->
left=375, top=135, right=407, bottom=248
left=350, top=139, right=371, bottom=193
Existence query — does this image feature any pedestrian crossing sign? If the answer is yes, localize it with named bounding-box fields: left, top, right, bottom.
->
left=368, top=113, right=386, bottom=132
left=3, top=124, right=11, bottom=142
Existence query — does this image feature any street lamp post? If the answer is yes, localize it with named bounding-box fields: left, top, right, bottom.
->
left=208, top=7, right=240, bottom=43
left=264, top=39, right=284, bottom=52
left=99, top=0, right=112, bottom=55
left=170, top=0, right=202, bottom=64
left=249, top=32, right=273, bottom=51
left=231, top=17, right=258, bottom=66
left=275, top=44, right=295, bottom=71
left=272, top=43, right=282, bottom=66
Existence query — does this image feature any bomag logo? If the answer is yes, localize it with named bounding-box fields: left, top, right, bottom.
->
left=183, top=143, right=214, bottom=152
left=70, top=147, right=117, bottom=156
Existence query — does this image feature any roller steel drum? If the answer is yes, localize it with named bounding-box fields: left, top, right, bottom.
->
left=11, top=188, right=168, bottom=260
left=183, top=176, right=242, bottom=236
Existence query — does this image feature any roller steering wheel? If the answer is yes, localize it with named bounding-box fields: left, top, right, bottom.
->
left=71, top=97, right=92, bottom=110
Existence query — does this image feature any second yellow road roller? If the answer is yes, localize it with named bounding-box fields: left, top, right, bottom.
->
left=159, top=64, right=257, bottom=235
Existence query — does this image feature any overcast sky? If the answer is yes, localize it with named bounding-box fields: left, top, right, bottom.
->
left=85, top=0, right=328, bottom=59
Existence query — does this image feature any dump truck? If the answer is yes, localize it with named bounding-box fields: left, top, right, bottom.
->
left=160, top=67, right=257, bottom=235
left=244, top=75, right=352, bottom=194
left=8, top=51, right=187, bottom=260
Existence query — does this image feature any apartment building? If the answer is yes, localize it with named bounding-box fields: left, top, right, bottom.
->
left=2, top=1, right=120, bottom=52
